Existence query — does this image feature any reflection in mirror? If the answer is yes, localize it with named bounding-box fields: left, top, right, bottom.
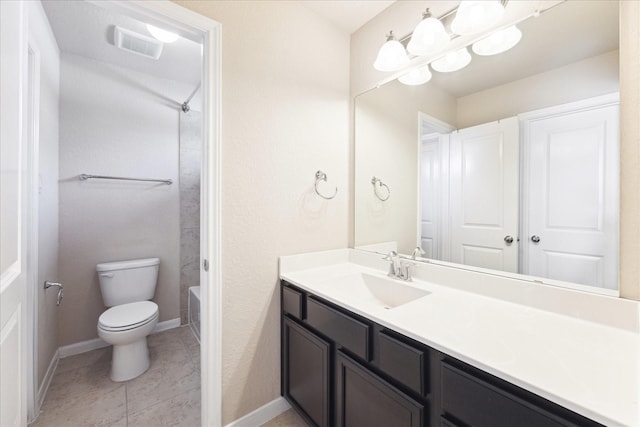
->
left=354, top=0, right=620, bottom=292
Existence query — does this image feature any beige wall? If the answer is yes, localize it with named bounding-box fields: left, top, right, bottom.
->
left=355, top=80, right=456, bottom=253
left=172, top=1, right=350, bottom=423
left=58, top=53, right=195, bottom=345
left=457, top=50, right=619, bottom=128
left=28, top=0, right=60, bottom=388
left=619, top=0, right=640, bottom=300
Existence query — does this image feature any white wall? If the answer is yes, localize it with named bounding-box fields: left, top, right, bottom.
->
left=57, top=53, right=195, bottom=345
left=174, top=1, right=350, bottom=423
left=457, top=50, right=620, bottom=128
left=28, top=0, right=60, bottom=390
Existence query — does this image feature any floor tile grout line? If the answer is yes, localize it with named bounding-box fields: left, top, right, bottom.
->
left=125, top=382, right=129, bottom=427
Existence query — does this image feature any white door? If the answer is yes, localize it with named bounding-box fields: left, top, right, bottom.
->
left=449, top=117, right=519, bottom=272
left=523, top=100, right=619, bottom=289
left=420, top=137, right=441, bottom=259
left=1, top=1, right=28, bottom=426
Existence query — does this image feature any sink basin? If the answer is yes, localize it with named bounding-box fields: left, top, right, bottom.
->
left=360, top=273, right=430, bottom=309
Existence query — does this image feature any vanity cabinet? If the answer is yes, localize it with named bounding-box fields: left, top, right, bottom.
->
left=336, top=351, right=424, bottom=427
left=280, top=280, right=603, bottom=427
left=282, top=317, right=331, bottom=427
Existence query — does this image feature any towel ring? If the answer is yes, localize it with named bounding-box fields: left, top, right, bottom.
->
left=315, top=170, right=337, bottom=200
left=371, top=177, right=390, bottom=201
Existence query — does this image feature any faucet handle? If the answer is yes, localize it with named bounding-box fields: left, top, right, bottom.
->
left=399, top=260, right=415, bottom=281
left=382, top=250, right=398, bottom=261
left=411, top=246, right=426, bottom=260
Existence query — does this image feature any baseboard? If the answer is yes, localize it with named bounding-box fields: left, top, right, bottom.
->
left=225, top=397, right=291, bottom=427
left=153, top=317, right=181, bottom=333
left=59, top=317, right=181, bottom=358
left=59, top=337, right=109, bottom=358
left=36, top=349, right=59, bottom=410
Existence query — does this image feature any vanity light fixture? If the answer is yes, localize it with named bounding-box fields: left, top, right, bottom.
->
left=431, top=47, right=472, bottom=73
left=146, top=24, right=179, bottom=43
left=472, top=25, right=522, bottom=56
left=407, top=9, right=449, bottom=56
left=398, top=65, right=432, bottom=86
left=451, top=0, right=505, bottom=36
left=373, top=31, right=410, bottom=72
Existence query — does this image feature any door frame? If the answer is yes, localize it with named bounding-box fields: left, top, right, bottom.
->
left=26, top=34, right=42, bottom=422
left=24, top=1, right=223, bottom=425
left=519, top=92, right=620, bottom=296
left=417, top=112, right=454, bottom=256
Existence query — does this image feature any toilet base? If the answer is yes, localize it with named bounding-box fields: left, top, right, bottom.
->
left=110, top=338, right=150, bottom=382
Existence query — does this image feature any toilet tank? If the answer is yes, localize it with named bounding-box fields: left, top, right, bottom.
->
left=97, top=257, right=160, bottom=307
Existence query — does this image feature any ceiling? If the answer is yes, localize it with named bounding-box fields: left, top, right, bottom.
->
left=41, top=0, right=202, bottom=86
left=300, top=0, right=396, bottom=34
left=427, top=0, right=619, bottom=98
left=41, top=0, right=395, bottom=89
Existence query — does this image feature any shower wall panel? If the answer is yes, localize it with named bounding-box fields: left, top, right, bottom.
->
left=179, top=110, right=201, bottom=325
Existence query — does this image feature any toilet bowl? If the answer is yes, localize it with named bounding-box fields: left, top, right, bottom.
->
left=96, top=257, right=160, bottom=382
left=97, top=301, right=159, bottom=381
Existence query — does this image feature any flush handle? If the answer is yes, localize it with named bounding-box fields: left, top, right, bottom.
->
left=44, top=281, right=64, bottom=306
left=99, top=272, right=114, bottom=278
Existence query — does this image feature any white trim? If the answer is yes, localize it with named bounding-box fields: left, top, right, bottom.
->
left=517, top=92, right=620, bottom=123
left=224, top=397, right=291, bottom=427
left=36, top=349, right=59, bottom=411
left=25, top=33, right=42, bottom=424
left=152, top=317, right=181, bottom=333
left=417, top=112, right=455, bottom=259
left=58, top=317, right=181, bottom=358
left=58, top=337, right=109, bottom=358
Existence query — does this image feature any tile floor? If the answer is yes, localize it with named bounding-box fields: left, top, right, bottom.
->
left=31, top=326, right=200, bottom=427
left=260, top=409, right=309, bottom=427
left=32, top=325, right=309, bottom=427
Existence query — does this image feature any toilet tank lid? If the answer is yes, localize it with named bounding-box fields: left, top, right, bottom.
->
left=96, top=257, right=160, bottom=272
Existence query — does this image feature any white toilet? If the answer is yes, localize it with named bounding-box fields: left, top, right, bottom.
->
left=96, top=257, right=160, bottom=382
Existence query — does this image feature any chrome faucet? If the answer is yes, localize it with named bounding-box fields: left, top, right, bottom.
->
left=411, top=246, right=426, bottom=260
left=383, top=251, right=413, bottom=281
left=397, top=260, right=414, bottom=281
left=383, top=251, right=400, bottom=277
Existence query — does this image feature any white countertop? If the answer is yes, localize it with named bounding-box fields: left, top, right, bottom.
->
left=280, top=249, right=640, bottom=427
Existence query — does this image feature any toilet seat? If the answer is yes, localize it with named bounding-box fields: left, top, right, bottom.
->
left=98, top=301, right=158, bottom=332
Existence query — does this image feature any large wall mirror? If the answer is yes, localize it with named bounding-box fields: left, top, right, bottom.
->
left=354, top=0, right=620, bottom=294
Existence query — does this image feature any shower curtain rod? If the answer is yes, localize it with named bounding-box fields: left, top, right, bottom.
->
left=181, top=82, right=201, bottom=113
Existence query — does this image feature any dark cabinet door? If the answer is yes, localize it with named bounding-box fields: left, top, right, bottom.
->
left=441, top=363, right=600, bottom=427
left=282, top=317, right=331, bottom=427
left=336, top=351, right=424, bottom=427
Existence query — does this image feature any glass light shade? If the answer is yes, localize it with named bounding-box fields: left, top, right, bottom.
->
left=472, top=26, right=522, bottom=56
left=431, top=48, right=472, bottom=73
left=398, top=65, right=433, bottom=86
left=146, top=24, right=179, bottom=43
left=407, top=17, right=449, bottom=56
left=374, top=38, right=410, bottom=72
left=451, top=1, right=505, bottom=36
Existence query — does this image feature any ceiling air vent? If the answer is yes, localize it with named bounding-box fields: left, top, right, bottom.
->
left=113, top=26, right=163, bottom=60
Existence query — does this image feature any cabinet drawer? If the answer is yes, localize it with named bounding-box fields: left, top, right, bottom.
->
left=282, top=285, right=304, bottom=320
left=442, top=363, right=578, bottom=427
left=306, top=297, right=370, bottom=361
left=377, top=331, right=426, bottom=396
